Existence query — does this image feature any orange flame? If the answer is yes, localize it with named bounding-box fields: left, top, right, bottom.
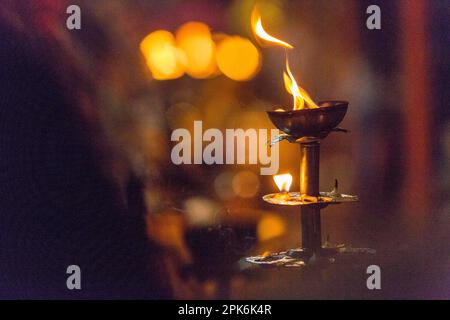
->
left=273, top=173, right=293, bottom=192
left=283, top=58, right=318, bottom=110
left=251, top=6, right=318, bottom=110
left=251, top=7, right=293, bottom=49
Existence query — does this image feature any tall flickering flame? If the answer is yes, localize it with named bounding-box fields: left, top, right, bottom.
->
left=251, top=9, right=293, bottom=49
left=274, top=173, right=293, bottom=192
left=251, top=7, right=318, bottom=110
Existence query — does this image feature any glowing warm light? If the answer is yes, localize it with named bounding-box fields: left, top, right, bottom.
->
left=232, top=171, right=260, bottom=198
left=141, top=24, right=263, bottom=81
left=216, top=36, right=261, bottom=81
left=273, top=173, right=292, bottom=192
left=283, top=59, right=318, bottom=110
left=251, top=7, right=293, bottom=49
left=257, top=214, right=286, bottom=242
left=140, top=30, right=185, bottom=80
left=251, top=6, right=318, bottom=110
left=175, top=22, right=216, bottom=79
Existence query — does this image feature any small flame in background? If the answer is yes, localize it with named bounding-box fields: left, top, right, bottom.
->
left=273, top=173, right=293, bottom=192
left=251, top=6, right=318, bottom=110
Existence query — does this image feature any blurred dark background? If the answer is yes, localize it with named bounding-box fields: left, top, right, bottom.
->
left=0, top=0, right=449, bottom=299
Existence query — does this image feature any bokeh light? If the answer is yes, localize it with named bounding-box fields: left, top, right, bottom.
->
left=175, top=22, right=217, bottom=79
left=184, top=197, right=219, bottom=226
left=140, top=24, right=261, bottom=81
left=214, top=171, right=235, bottom=200
left=216, top=36, right=261, bottom=81
left=139, top=30, right=186, bottom=80
left=257, top=213, right=286, bottom=242
left=232, top=170, right=260, bottom=198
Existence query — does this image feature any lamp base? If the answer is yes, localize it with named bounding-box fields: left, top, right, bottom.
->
left=245, top=245, right=375, bottom=268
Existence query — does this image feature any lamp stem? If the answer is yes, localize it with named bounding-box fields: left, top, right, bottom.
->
left=300, top=141, right=322, bottom=255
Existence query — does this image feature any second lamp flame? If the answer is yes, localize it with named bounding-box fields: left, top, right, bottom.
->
left=283, top=58, right=318, bottom=110
left=251, top=6, right=318, bottom=110
left=274, top=173, right=293, bottom=192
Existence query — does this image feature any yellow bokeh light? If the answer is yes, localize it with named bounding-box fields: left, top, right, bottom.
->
left=216, top=36, right=261, bottom=81
left=141, top=23, right=262, bottom=81
left=140, top=30, right=185, bottom=80
left=257, top=214, right=285, bottom=242
left=175, top=22, right=216, bottom=79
